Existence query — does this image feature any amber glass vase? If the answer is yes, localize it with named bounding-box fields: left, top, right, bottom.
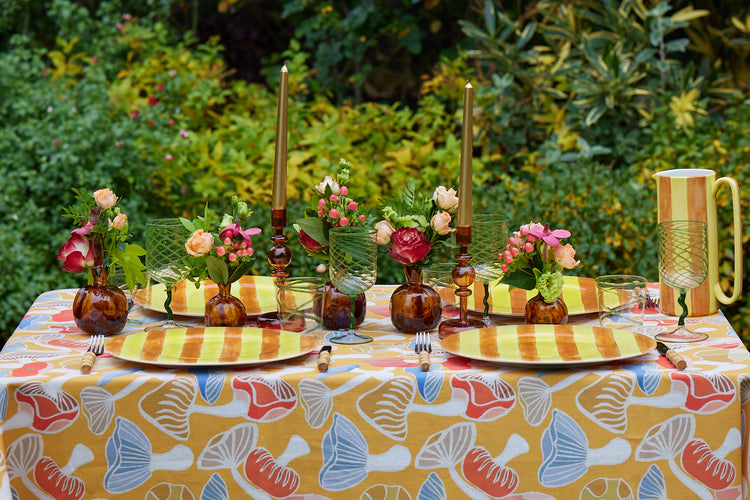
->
left=322, top=282, right=366, bottom=330
left=524, top=293, right=568, bottom=325
left=390, top=266, right=442, bottom=334
left=73, top=266, right=129, bottom=334
left=205, top=282, right=247, bottom=327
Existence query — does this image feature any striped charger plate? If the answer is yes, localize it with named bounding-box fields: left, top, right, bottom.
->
left=440, top=324, right=656, bottom=367
left=106, top=326, right=318, bottom=367
left=134, top=275, right=276, bottom=317
left=439, top=276, right=600, bottom=316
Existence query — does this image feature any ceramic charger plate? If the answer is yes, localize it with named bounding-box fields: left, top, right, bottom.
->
left=134, top=275, right=276, bottom=317
left=439, top=276, right=599, bottom=316
left=106, top=326, right=318, bottom=367
left=440, top=324, right=656, bottom=368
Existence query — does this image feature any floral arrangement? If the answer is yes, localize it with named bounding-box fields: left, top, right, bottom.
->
left=181, top=196, right=261, bottom=285
left=57, top=187, right=146, bottom=290
left=498, top=222, right=580, bottom=303
left=375, top=181, right=458, bottom=271
left=294, top=158, right=369, bottom=264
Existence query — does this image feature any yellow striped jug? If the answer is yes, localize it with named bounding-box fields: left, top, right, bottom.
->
left=654, top=168, right=742, bottom=316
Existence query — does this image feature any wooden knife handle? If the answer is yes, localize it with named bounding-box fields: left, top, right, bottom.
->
left=80, top=351, right=96, bottom=374
left=666, top=349, right=687, bottom=370
left=419, top=350, right=430, bottom=372
left=317, top=350, right=331, bottom=372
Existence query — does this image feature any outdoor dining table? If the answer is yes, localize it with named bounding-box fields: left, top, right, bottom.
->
left=1, top=280, right=749, bottom=499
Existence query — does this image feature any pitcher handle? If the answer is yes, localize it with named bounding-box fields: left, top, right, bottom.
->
left=713, top=177, right=743, bottom=305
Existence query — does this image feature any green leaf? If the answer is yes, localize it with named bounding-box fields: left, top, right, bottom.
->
left=499, top=270, right=536, bottom=290
left=295, top=218, right=328, bottom=245
left=206, top=255, right=229, bottom=284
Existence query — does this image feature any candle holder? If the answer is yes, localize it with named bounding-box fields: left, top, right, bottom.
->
left=438, top=225, right=483, bottom=338
left=256, top=208, right=298, bottom=329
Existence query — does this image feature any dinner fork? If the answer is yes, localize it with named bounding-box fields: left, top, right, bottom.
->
left=415, top=332, right=432, bottom=372
left=81, top=335, right=105, bottom=374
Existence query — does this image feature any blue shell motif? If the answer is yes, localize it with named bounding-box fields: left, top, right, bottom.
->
left=0, top=383, right=7, bottom=420
left=191, top=368, right=225, bottom=404
left=637, top=464, right=667, bottom=500
left=539, top=409, right=588, bottom=487
left=319, top=413, right=369, bottom=491
left=405, top=367, right=443, bottom=403
left=623, top=363, right=662, bottom=395
left=17, top=314, right=51, bottom=331
left=200, top=473, right=229, bottom=500
left=417, top=472, right=446, bottom=500
left=104, top=417, right=153, bottom=493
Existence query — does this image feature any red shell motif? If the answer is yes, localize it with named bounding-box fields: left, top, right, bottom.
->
left=681, top=439, right=736, bottom=490
left=33, top=457, right=85, bottom=500
left=15, top=382, right=79, bottom=432
left=232, top=376, right=297, bottom=421
left=462, top=446, right=519, bottom=497
left=450, top=373, right=516, bottom=420
left=245, top=447, right=300, bottom=497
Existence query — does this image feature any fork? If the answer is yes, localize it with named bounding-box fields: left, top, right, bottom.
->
left=81, top=335, right=105, bottom=374
left=414, top=332, right=432, bottom=372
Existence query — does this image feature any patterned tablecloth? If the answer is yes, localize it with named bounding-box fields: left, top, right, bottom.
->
left=1, top=283, right=749, bottom=499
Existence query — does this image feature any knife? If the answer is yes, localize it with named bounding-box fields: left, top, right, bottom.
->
left=656, top=341, right=687, bottom=370
left=317, top=345, right=332, bottom=372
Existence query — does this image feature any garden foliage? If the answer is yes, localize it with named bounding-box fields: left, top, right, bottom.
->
left=1, top=0, right=749, bottom=344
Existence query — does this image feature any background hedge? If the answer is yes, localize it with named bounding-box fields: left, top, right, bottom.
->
left=1, top=0, right=748, bottom=344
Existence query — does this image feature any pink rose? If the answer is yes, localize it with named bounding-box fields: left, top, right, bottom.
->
left=185, top=229, right=214, bottom=257
left=432, top=186, right=459, bottom=212
left=298, top=230, right=325, bottom=254
left=431, top=211, right=454, bottom=235
left=93, top=188, right=117, bottom=209
left=554, top=243, right=580, bottom=269
left=374, top=220, right=395, bottom=245
left=57, top=233, right=96, bottom=273
left=388, top=227, right=432, bottom=265
left=110, top=213, right=128, bottom=230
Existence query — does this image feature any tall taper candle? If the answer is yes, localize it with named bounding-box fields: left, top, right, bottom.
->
left=272, top=63, right=289, bottom=209
left=457, top=81, right=473, bottom=227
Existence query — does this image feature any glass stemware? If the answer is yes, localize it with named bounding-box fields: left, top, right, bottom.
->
left=328, top=227, right=377, bottom=344
left=470, top=214, right=509, bottom=326
left=656, top=220, right=709, bottom=342
left=145, top=218, right=191, bottom=329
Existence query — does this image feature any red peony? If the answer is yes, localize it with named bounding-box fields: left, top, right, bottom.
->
left=57, top=233, right=96, bottom=273
left=388, top=227, right=432, bottom=265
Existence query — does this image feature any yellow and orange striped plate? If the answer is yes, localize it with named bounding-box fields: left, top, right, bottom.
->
left=134, top=276, right=276, bottom=317
left=440, top=325, right=656, bottom=367
left=439, top=276, right=599, bottom=316
left=106, top=326, right=318, bottom=367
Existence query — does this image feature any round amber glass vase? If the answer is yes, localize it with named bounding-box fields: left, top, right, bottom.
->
left=73, top=266, right=129, bottom=335
left=524, top=293, right=568, bottom=325
left=390, top=266, right=442, bottom=334
left=322, top=282, right=366, bottom=330
left=205, top=282, right=247, bottom=327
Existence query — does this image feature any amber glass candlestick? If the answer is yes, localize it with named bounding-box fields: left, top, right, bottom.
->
left=256, top=208, right=294, bottom=329
left=438, top=225, right=483, bottom=338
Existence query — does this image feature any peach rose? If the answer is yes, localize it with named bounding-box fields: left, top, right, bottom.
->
left=93, top=188, right=117, bottom=209
left=110, top=213, right=128, bottom=230
left=374, top=220, right=395, bottom=245
left=185, top=229, right=214, bottom=257
left=553, top=243, right=580, bottom=269
left=432, top=186, right=459, bottom=212
left=431, top=211, right=454, bottom=235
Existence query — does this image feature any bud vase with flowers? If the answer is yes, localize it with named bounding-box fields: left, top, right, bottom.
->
left=498, top=222, right=581, bottom=324
left=375, top=181, right=458, bottom=333
left=182, top=196, right=261, bottom=327
left=294, top=158, right=371, bottom=330
left=58, top=188, right=147, bottom=334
